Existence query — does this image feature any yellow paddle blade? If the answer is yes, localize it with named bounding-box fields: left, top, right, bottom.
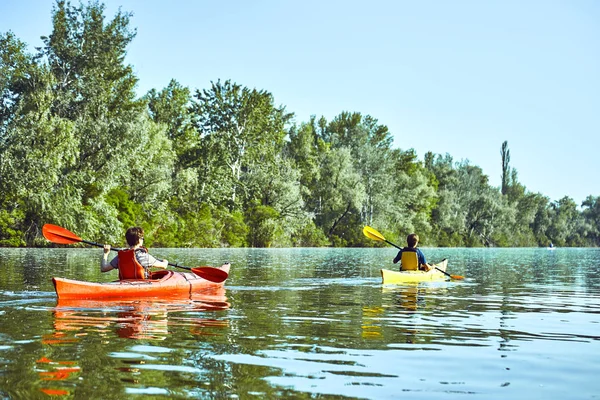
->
left=363, top=226, right=386, bottom=242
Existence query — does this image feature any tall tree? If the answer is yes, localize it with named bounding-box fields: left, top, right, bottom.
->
left=501, top=140, right=511, bottom=195
left=0, top=1, right=173, bottom=244
left=43, top=0, right=141, bottom=120
left=0, top=32, right=31, bottom=131
left=320, top=112, right=403, bottom=244
left=314, top=147, right=366, bottom=244
left=191, top=79, right=292, bottom=208
left=244, top=155, right=313, bottom=247
left=146, top=79, right=195, bottom=163
left=145, top=80, right=200, bottom=217
left=285, top=117, right=326, bottom=194
left=389, top=149, right=436, bottom=240
left=425, top=153, right=464, bottom=246
left=0, top=30, right=80, bottom=243
left=581, top=195, right=600, bottom=246
left=547, top=197, right=584, bottom=246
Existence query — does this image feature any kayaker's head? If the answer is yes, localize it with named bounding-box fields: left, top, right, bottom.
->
left=407, top=233, right=419, bottom=248
left=125, top=227, right=144, bottom=247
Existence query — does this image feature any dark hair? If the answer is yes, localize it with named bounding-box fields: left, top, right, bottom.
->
left=125, top=227, right=144, bottom=246
left=407, top=233, right=419, bottom=248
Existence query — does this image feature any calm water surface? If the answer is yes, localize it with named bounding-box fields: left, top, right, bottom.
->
left=0, top=247, right=599, bottom=399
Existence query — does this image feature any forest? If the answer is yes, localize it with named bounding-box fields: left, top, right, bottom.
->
left=1, top=1, right=599, bottom=248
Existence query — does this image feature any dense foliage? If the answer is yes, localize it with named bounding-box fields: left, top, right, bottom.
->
left=1, top=1, right=598, bottom=248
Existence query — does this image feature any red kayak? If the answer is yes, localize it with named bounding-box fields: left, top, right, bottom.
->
left=52, top=263, right=230, bottom=300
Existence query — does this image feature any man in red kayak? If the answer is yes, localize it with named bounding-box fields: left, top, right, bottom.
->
left=101, top=227, right=168, bottom=279
left=392, top=233, right=432, bottom=272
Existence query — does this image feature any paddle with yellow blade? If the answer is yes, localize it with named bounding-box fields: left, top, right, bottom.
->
left=42, top=224, right=229, bottom=283
left=363, top=225, right=464, bottom=280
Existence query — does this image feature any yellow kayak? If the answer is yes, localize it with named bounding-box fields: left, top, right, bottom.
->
left=380, top=259, right=449, bottom=284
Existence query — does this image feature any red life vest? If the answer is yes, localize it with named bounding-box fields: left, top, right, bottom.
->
left=117, top=248, right=147, bottom=280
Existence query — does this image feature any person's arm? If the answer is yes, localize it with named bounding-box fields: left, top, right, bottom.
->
left=100, top=245, right=116, bottom=272
left=147, top=253, right=168, bottom=269
left=418, top=249, right=432, bottom=271
left=153, top=258, right=169, bottom=269
left=393, top=250, right=402, bottom=264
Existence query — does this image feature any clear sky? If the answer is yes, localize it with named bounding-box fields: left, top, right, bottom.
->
left=2, top=0, right=599, bottom=205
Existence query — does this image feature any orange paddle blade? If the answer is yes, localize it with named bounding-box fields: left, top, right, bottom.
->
left=450, top=274, right=465, bottom=280
left=190, top=266, right=229, bottom=283
left=42, top=224, right=83, bottom=245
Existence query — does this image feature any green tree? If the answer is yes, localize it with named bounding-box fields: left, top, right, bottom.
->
left=547, top=197, right=584, bottom=246
left=531, top=196, right=553, bottom=246
left=314, top=146, right=366, bottom=245
left=285, top=117, right=326, bottom=195
left=500, top=140, right=510, bottom=196
left=43, top=0, right=141, bottom=120
left=0, top=32, right=44, bottom=243
left=244, top=155, right=312, bottom=246
left=1, top=1, right=174, bottom=245
left=425, top=153, right=465, bottom=246
left=455, top=162, right=509, bottom=246
left=146, top=79, right=195, bottom=163
left=509, top=192, right=548, bottom=246
left=581, top=195, right=600, bottom=246
left=0, top=35, right=79, bottom=243
left=191, top=79, right=293, bottom=208
left=0, top=32, right=30, bottom=129
left=426, top=155, right=512, bottom=247
left=318, top=112, right=414, bottom=246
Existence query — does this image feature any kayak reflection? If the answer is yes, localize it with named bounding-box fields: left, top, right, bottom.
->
left=389, top=285, right=422, bottom=311
left=51, top=287, right=230, bottom=340
left=381, top=284, right=450, bottom=312
left=362, top=285, right=451, bottom=344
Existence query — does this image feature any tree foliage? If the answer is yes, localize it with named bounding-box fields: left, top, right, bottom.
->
left=0, top=0, right=598, bottom=248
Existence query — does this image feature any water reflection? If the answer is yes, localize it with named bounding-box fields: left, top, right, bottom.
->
left=32, top=288, right=230, bottom=397
left=381, top=283, right=452, bottom=311
left=362, top=285, right=432, bottom=340
left=51, top=287, right=230, bottom=340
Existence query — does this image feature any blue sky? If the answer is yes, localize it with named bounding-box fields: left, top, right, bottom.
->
left=1, top=0, right=599, bottom=205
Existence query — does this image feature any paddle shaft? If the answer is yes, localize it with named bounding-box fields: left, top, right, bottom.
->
left=84, top=239, right=124, bottom=252
left=385, top=239, right=402, bottom=251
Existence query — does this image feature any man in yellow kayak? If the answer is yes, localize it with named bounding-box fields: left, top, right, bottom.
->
left=392, top=233, right=433, bottom=272
left=101, top=227, right=169, bottom=279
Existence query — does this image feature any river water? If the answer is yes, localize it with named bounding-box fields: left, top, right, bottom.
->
left=0, top=247, right=599, bottom=399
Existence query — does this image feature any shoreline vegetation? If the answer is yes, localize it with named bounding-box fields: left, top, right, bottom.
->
left=1, top=1, right=599, bottom=249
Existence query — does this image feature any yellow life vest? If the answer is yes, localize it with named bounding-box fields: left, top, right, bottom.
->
left=400, top=250, right=419, bottom=271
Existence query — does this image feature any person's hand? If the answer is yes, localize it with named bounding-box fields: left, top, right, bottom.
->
left=103, top=244, right=111, bottom=255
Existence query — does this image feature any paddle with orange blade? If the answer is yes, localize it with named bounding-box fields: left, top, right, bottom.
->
left=42, top=224, right=229, bottom=283
left=363, top=225, right=464, bottom=280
